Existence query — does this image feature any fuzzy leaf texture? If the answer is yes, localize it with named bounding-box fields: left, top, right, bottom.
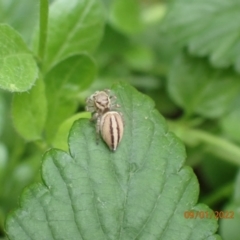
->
left=0, top=24, right=38, bottom=92
left=161, top=0, right=240, bottom=72
left=6, top=83, right=220, bottom=240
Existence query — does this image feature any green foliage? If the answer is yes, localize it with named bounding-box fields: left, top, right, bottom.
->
left=0, top=24, right=38, bottom=92
left=0, top=0, right=104, bottom=236
left=123, top=45, right=154, bottom=72
left=219, top=170, right=240, bottom=240
left=6, top=83, right=219, bottom=240
left=35, top=0, right=105, bottom=72
left=53, top=112, right=91, bottom=151
left=0, top=0, right=38, bottom=44
left=220, top=96, right=240, bottom=143
left=12, top=79, right=47, bottom=141
left=162, top=0, right=240, bottom=72
left=109, top=0, right=143, bottom=34
left=44, top=54, right=96, bottom=142
left=1, top=0, right=240, bottom=239
left=0, top=93, right=6, bottom=135
left=168, top=53, right=240, bottom=118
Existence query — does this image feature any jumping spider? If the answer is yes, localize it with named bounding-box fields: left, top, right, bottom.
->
left=85, top=89, right=124, bottom=151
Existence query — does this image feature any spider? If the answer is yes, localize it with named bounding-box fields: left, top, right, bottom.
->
left=85, top=89, right=123, bottom=151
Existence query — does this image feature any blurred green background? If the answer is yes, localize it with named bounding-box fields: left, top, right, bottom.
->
left=1, top=0, right=240, bottom=239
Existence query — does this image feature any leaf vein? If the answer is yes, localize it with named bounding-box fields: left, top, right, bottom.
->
left=50, top=0, right=95, bottom=67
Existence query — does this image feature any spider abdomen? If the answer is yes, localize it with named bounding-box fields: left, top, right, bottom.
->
left=100, top=111, right=124, bottom=151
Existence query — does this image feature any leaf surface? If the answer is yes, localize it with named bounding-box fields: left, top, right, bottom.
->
left=0, top=24, right=38, bottom=92
left=219, top=170, right=240, bottom=240
left=0, top=93, right=6, bottom=135
left=109, top=0, right=143, bottom=35
left=161, top=0, right=240, bottom=72
left=0, top=0, right=39, bottom=44
left=37, top=0, right=105, bottom=72
left=168, top=53, right=240, bottom=118
left=6, top=83, right=220, bottom=240
left=12, top=79, right=47, bottom=141
left=220, top=95, right=240, bottom=143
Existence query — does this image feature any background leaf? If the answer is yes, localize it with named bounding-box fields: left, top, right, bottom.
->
left=122, top=44, right=154, bottom=72
left=36, top=0, right=105, bottom=72
left=221, top=109, right=240, bottom=143
left=0, top=151, right=42, bottom=224
left=12, top=79, right=47, bottom=141
left=220, top=95, right=240, bottom=144
left=6, top=83, right=220, bottom=240
left=0, top=0, right=39, bottom=44
left=0, top=24, right=38, bottom=92
left=161, top=0, right=240, bottom=72
left=199, top=153, right=237, bottom=190
left=109, top=0, right=143, bottom=35
left=44, top=54, right=96, bottom=143
left=0, top=92, right=6, bottom=135
left=219, top=169, right=240, bottom=240
left=168, top=53, right=240, bottom=118
left=52, top=112, right=91, bottom=151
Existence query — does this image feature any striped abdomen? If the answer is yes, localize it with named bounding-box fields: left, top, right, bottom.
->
left=100, top=111, right=124, bottom=151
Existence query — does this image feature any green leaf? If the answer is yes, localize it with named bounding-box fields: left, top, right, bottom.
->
left=142, top=3, right=167, bottom=26
left=12, top=79, right=47, bottom=141
left=36, top=0, right=105, bottom=72
left=219, top=169, right=240, bottom=240
left=200, top=154, right=237, bottom=189
left=0, top=148, right=42, bottom=233
left=44, top=54, right=96, bottom=143
left=109, top=0, right=143, bottom=35
left=53, top=112, right=91, bottom=151
left=0, top=142, right=7, bottom=174
left=0, top=0, right=39, bottom=44
left=0, top=92, right=6, bottom=136
left=96, top=25, right=130, bottom=63
left=233, top=169, right=240, bottom=201
left=6, top=83, right=220, bottom=240
left=220, top=109, right=240, bottom=143
left=220, top=95, right=240, bottom=143
left=123, top=45, right=154, bottom=72
left=168, top=53, right=240, bottom=118
left=161, top=0, right=240, bottom=72
left=219, top=202, right=240, bottom=240
left=0, top=24, right=38, bottom=92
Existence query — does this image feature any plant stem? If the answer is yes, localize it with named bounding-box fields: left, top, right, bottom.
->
left=190, top=129, right=240, bottom=166
left=168, top=121, right=240, bottom=166
left=38, top=0, right=49, bottom=62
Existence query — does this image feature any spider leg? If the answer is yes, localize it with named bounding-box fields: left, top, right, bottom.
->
left=96, top=115, right=101, bottom=144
